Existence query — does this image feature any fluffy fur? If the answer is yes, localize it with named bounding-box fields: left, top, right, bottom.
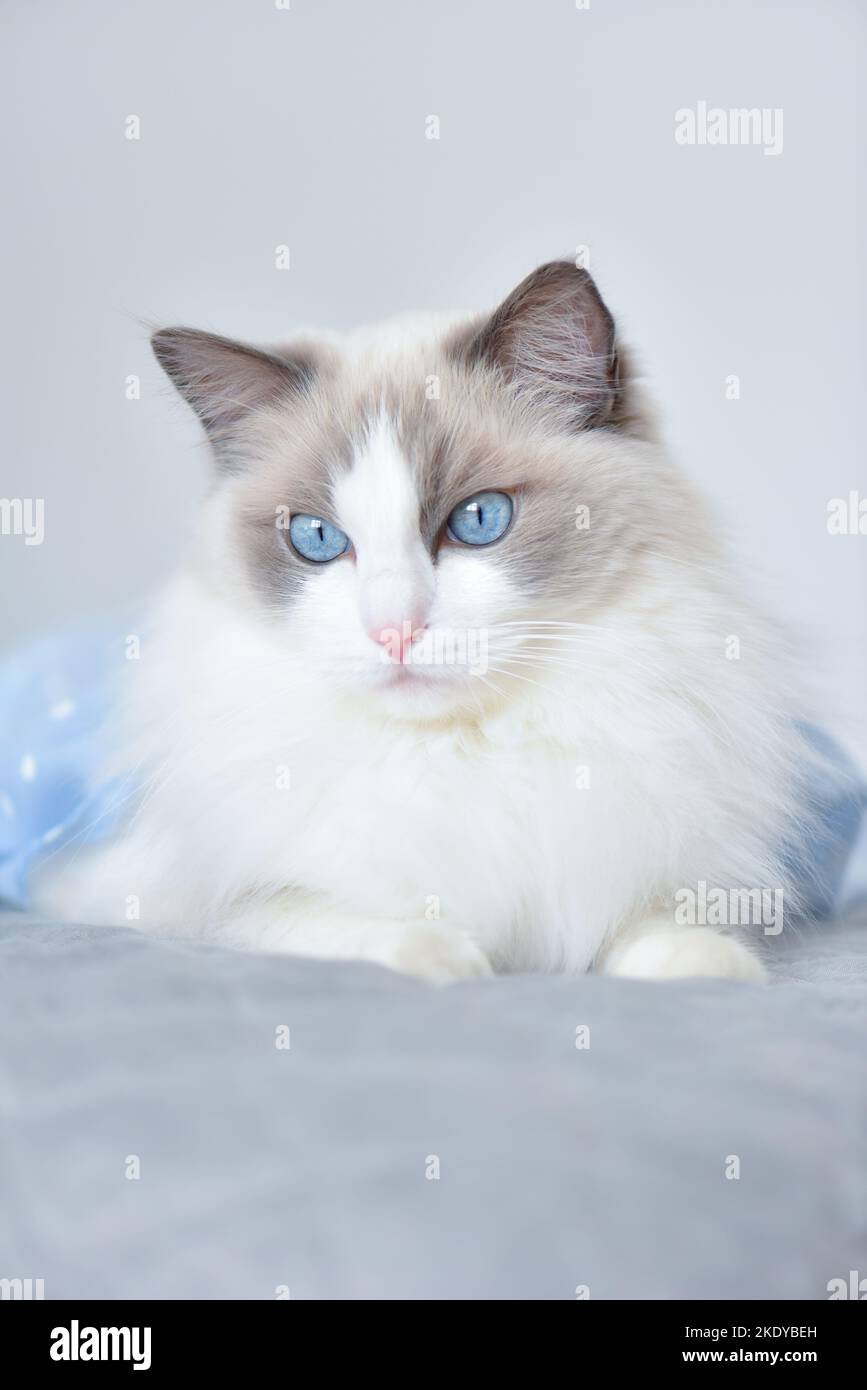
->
left=35, top=262, right=820, bottom=982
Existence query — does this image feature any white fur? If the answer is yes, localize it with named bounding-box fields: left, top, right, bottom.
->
left=334, top=413, right=435, bottom=639
left=34, top=317, right=813, bottom=985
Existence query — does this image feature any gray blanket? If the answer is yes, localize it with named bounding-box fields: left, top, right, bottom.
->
left=1, top=911, right=865, bottom=1300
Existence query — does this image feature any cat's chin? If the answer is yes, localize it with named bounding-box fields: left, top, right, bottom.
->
left=368, top=666, right=491, bottom=722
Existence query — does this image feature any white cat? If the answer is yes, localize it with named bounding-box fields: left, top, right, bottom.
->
left=36, top=261, right=818, bottom=982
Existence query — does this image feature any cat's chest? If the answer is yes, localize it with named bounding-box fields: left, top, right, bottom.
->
left=272, top=724, right=579, bottom=919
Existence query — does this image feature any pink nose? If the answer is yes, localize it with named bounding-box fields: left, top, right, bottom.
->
left=370, top=620, right=427, bottom=664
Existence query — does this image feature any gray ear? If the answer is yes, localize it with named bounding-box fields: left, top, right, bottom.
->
left=463, top=261, right=619, bottom=431
left=151, top=327, right=314, bottom=464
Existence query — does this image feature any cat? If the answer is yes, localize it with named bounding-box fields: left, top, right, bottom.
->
left=34, top=260, right=819, bottom=982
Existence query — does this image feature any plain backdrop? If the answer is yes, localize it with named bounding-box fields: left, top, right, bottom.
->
left=1, top=0, right=865, bottom=762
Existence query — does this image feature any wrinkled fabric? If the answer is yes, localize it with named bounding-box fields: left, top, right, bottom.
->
left=1, top=909, right=866, bottom=1298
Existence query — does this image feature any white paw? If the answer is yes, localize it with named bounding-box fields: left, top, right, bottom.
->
left=382, top=926, right=494, bottom=984
left=603, top=926, right=766, bottom=983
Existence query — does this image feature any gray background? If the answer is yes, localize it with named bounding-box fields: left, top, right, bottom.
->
left=1, top=0, right=865, bottom=762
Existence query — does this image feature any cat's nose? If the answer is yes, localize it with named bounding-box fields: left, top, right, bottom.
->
left=370, top=621, right=427, bottom=664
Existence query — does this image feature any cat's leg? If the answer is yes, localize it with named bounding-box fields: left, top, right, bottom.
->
left=30, top=834, right=186, bottom=929
left=596, top=913, right=766, bottom=982
left=218, top=894, right=493, bottom=984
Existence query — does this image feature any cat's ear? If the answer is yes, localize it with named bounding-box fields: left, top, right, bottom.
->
left=461, top=261, right=620, bottom=431
left=151, top=327, right=314, bottom=464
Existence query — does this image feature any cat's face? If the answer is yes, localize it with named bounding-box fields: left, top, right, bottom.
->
left=154, top=262, right=668, bottom=721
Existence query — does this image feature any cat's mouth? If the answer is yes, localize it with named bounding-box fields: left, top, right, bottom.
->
left=374, top=626, right=490, bottom=689
left=381, top=665, right=417, bottom=687
left=378, top=658, right=466, bottom=688
left=373, top=657, right=473, bottom=707
left=373, top=660, right=492, bottom=724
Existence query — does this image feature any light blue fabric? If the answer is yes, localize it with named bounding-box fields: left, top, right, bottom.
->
left=0, top=626, right=127, bottom=908
left=1, top=625, right=865, bottom=916
left=787, top=723, right=867, bottom=917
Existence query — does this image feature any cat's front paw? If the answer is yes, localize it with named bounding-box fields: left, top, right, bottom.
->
left=602, top=926, right=766, bottom=983
left=385, top=925, right=494, bottom=984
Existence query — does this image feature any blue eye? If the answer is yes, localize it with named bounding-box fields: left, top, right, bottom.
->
left=446, top=490, right=513, bottom=546
left=288, top=514, right=350, bottom=563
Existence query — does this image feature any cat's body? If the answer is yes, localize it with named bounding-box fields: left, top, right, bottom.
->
left=35, top=263, right=815, bottom=981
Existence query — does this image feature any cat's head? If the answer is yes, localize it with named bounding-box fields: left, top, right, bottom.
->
left=153, top=261, right=679, bottom=721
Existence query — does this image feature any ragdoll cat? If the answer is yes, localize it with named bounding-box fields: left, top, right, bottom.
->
left=34, top=261, right=819, bottom=981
